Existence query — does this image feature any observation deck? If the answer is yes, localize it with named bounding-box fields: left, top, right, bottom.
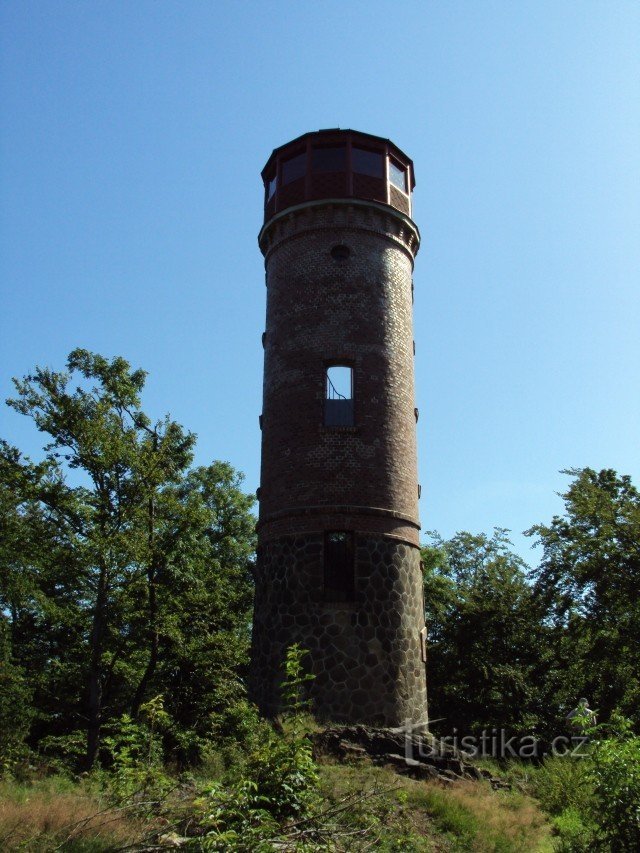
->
left=261, top=128, right=415, bottom=225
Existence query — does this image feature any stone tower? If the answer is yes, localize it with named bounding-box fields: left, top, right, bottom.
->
left=251, top=129, right=427, bottom=726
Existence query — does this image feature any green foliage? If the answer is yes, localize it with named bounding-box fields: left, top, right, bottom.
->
left=0, top=618, right=33, bottom=772
left=100, top=696, right=171, bottom=798
left=423, top=528, right=548, bottom=737
left=245, top=725, right=318, bottom=821
left=527, top=468, right=640, bottom=720
left=527, top=713, right=640, bottom=851
left=424, top=469, right=640, bottom=743
left=587, top=713, right=640, bottom=849
left=196, top=778, right=280, bottom=851
left=242, top=645, right=318, bottom=821
left=40, top=730, right=88, bottom=770
left=530, top=754, right=596, bottom=821
left=281, top=642, right=315, bottom=714
left=1, top=350, right=255, bottom=769
left=196, top=646, right=319, bottom=849
left=550, top=808, right=594, bottom=853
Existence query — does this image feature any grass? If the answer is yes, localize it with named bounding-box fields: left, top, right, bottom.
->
left=462, top=753, right=600, bottom=851
left=318, top=760, right=555, bottom=852
left=0, top=775, right=145, bottom=851
left=0, top=753, right=558, bottom=851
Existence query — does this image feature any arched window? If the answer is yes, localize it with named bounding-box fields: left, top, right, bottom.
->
left=324, top=364, right=353, bottom=426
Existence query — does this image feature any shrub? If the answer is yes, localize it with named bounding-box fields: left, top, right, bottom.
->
left=196, top=645, right=320, bottom=848
left=99, top=697, right=172, bottom=804
left=529, top=753, right=596, bottom=819
left=587, top=713, right=640, bottom=849
left=552, top=807, right=593, bottom=852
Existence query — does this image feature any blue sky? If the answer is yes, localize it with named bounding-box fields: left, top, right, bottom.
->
left=1, top=1, right=639, bottom=562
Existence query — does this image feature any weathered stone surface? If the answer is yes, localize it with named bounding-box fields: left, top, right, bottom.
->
left=311, top=725, right=494, bottom=784
left=251, top=534, right=427, bottom=724
left=383, top=754, right=439, bottom=781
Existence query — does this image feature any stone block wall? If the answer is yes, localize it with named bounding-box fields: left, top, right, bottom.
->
left=250, top=531, right=427, bottom=726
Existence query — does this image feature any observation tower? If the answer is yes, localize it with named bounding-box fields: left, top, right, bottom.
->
left=250, top=129, right=427, bottom=725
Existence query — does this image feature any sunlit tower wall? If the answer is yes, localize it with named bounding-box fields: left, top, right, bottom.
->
left=250, top=129, right=427, bottom=726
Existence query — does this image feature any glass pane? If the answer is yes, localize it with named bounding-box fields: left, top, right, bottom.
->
left=282, top=152, right=306, bottom=185
left=326, top=365, right=352, bottom=399
left=352, top=147, right=383, bottom=178
left=267, top=175, right=277, bottom=199
left=389, top=158, right=407, bottom=191
left=312, top=146, right=346, bottom=172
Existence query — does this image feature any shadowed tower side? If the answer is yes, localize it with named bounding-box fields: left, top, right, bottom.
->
left=250, top=129, right=427, bottom=725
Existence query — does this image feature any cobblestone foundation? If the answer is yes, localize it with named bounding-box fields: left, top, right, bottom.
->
left=250, top=532, right=428, bottom=726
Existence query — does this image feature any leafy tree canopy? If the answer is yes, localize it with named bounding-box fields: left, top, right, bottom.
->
left=527, top=468, right=640, bottom=719
left=1, top=350, right=255, bottom=769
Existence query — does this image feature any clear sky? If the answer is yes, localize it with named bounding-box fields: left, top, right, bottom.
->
left=1, top=1, right=639, bottom=563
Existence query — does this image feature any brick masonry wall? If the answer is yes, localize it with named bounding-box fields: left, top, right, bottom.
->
left=251, top=199, right=427, bottom=725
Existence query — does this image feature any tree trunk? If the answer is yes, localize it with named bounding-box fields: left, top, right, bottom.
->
left=130, top=568, right=159, bottom=718
left=86, top=561, right=108, bottom=770
left=131, top=494, right=159, bottom=718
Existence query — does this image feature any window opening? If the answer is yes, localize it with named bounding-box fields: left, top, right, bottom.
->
left=266, top=174, right=277, bottom=201
left=324, top=531, right=355, bottom=602
left=324, top=365, right=353, bottom=426
left=352, top=147, right=383, bottom=178
left=330, top=244, right=350, bottom=261
left=389, top=158, right=407, bottom=192
left=312, top=145, right=346, bottom=172
left=282, top=152, right=306, bottom=185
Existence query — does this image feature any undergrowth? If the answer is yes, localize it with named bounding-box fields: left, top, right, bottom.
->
left=9, top=658, right=640, bottom=851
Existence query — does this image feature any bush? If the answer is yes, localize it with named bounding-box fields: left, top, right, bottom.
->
left=196, top=645, right=320, bottom=848
left=587, top=713, right=640, bottom=849
left=552, top=807, right=593, bottom=852
left=529, top=753, right=596, bottom=820
left=99, top=697, right=172, bottom=804
left=528, top=712, right=640, bottom=851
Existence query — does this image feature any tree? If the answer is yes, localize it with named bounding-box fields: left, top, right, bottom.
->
left=2, top=350, right=255, bottom=768
left=423, top=529, right=549, bottom=737
left=0, top=616, right=33, bottom=766
left=527, top=468, right=640, bottom=720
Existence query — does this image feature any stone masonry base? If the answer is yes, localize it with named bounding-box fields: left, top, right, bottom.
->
left=250, top=532, right=428, bottom=726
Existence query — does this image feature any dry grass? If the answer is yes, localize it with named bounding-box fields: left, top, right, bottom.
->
left=0, top=760, right=556, bottom=852
left=319, top=761, right=556, bottom=852
left=427, top=779, right=555, bottom=852
left=0, top=777, right=145, bottom=851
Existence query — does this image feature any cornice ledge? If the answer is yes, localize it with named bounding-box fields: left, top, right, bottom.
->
left=256, top=503, right=421, bottom=531
left=258, top=198, right=421, bottom=260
